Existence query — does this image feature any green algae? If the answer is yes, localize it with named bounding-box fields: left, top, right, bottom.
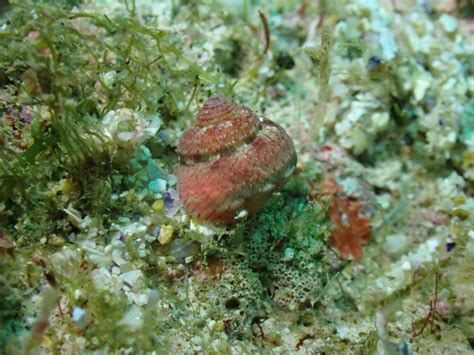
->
left=0, top=0, right=221, bottom=243
left=0, top=253, right=28, bottom=352
left=231, top=182, right=331, bottom=310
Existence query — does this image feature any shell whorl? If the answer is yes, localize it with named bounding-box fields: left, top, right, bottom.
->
left=177, top=95, right=297, bottom=224
left=178, top=94, right=261, bottom=162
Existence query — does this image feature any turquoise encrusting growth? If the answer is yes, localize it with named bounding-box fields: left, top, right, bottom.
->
left=1, top=0, right=474, bottom=353
left=460, top=102, right=474, bottom=145
left=234, top=192, right=330, bottom=311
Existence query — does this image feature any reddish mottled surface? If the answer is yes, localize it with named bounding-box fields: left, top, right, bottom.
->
left=177, top=96, right=296, bottom=224
left=178, top=95, right=260, bottom=160
left=320, top=178, right=371, bottom=261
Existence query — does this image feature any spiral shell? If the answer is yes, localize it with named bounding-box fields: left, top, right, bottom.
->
left=177, top=94, right=297, bottom=224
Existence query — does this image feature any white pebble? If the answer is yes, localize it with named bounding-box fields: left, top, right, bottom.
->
left=119, top=270, right=143, bottom=287
left=72, top=307, right=86, bottom=325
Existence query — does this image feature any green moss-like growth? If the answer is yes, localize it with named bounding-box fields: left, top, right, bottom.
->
left=0, top=254, right=27, bottom=352
left=184, top=182, right=331, bottom=344
left=216, top=179, right=331, bottom=312
left=0, top=1, right=225, bottom=244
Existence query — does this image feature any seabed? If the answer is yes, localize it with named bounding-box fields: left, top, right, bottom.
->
left=1, top=0, right=474, bottom=354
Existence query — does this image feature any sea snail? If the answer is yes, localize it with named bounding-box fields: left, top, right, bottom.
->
left=177, top=94, right=297, bottom=224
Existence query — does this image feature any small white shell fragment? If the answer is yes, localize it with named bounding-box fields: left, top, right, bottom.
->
left=376, top=194, right=391, bottom=210
left=130, top=292, right=149, bottom=306
left=401, top=260, right=411, bottom=271
left=384, top=234, right=409, bottom=255
left=100, top=70, right=116, bottom=87
left=189, top=220, right=225, bottom=235
left=439, top=14, right=457, bottom=33
left=191, top=336, right=203, bottom=345
left=112, top=249, right=127, bottom=266
left=74, top=289, right=82, bottom=300
left=261, top=183, right=275, bottom=192
left=119, top=262, right=134, bottom=273
left=63, top=206, right=83, bottom=227
left=380, top=30, right=397, bottom=60
left=119, top=270, right=143, bottom=287
left=101, top=109, right=161, bottom=149
left=72, top=307, right=87, bottom=325
left=282, top=248, right=295, bottom=261
left=413, top=72, right=432, bottom=102
left=119, top=305, right=143, bottom=330
left=235, top=209, right=248, bottom=220
left=371, top=112, right=389, bottom=130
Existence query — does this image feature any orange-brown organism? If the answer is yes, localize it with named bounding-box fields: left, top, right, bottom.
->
left=177, top=94, right=296, bottom=224
left=319, top=176, right=371, bottom=261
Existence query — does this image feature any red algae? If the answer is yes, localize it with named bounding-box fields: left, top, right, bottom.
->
left=321, top=178, right=372, bottom=261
